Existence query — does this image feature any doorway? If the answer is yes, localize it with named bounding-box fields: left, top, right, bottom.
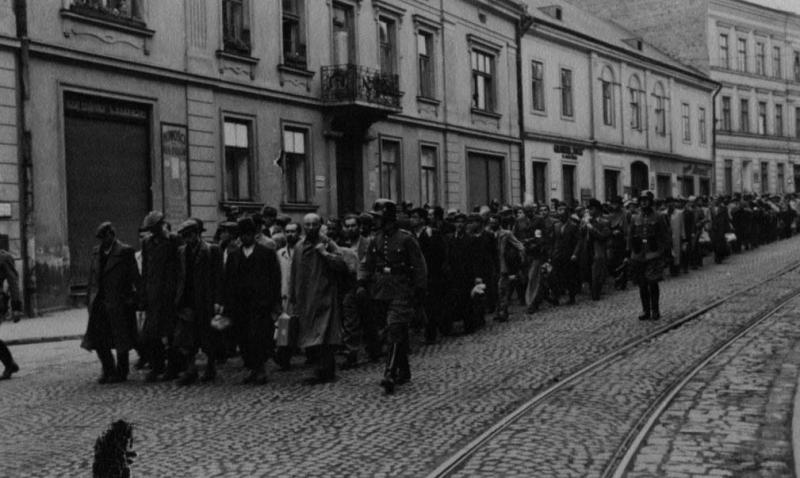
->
left=336, top=136, right=363, bottom=215
left=631, top=161, right=649, bottom=197
left=468, top=153, right=504, bottom=210
left=604, top=169, right=620, bottom=202
left=562, top=164, right=576, bottom=205
left=532, top=161, right=547, bottom=204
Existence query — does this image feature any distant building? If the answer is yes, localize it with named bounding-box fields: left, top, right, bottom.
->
left=0, top=0, right=524, bottom=311
left=520, top=0, right=718, bottom=205
left=564, top=0, right=800, bottom=195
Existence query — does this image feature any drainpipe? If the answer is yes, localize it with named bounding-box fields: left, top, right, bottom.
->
left=710, top=82, right=721, bottom=196
left=516, top=13, right=534, bottom=204
left=13, top=0, right=33, bottom=316
left=440, top=0, right=450, bottom=208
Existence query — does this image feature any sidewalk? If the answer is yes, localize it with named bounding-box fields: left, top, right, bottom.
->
left=1, top=308, right=86, bottom=346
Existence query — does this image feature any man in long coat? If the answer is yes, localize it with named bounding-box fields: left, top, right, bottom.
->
left=173, top=219, right=222, bottom=385
left=583, top=199, right=612, bottom=301
left=82, top=222, right=139, bottom=383
left=290, top=213, right=347, bottom=383
left=550, top=205, right=582, bottom=305
left=138, top=211, right=181, bottom=382
left=224, top=216, right=281, bottom=385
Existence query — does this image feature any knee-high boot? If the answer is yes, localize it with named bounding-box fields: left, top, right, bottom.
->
left=96, top=349, right=116, bottom=383
left=0, top=340, right=18, bottom=379
left=649, top=282, right=660, bottom=319
left=638, top=284, right=650, bottom=320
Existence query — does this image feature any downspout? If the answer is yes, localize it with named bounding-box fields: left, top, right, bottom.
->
left=516, top=13, right=534, bottom=205
left=711, top=82, right=721, bottom=196
left=440, top=0, right=450, bottom=208
left=13, top=0, right=33, bottom=316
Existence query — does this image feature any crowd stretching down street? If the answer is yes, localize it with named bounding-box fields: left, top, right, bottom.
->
left=6, top=191, right=799, bottom=396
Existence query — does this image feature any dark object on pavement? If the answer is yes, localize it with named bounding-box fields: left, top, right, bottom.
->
left=93, top=420, right=137, bottom=478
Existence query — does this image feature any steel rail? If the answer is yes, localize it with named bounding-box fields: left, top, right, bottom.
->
left=604, top=275, right=800, bottom=478
left=426, top=258, right=800, bottom=478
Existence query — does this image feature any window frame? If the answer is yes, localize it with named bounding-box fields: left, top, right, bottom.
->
left=757, top=101, right=767, bottom=135
left=281, top=0, right=307, bottom=69
left=773, top=46, right=782, bottom=78
left=795, top=106, right=800, bottom=138
left=378, top=15, right=398, bottom=75
left=737, top=37, right=748, bottom=72
left=602, top=80, right=615, bottom=126
left=775, top=104, right=784, bottom=137
left=794, top=51, right=800, bottom=82
left=67, top=0, right=147, bottom=27
left=418, top=142, right=439, bottom=207
left=629, top=75, right=642, bottom=131
left=560, top=67, right=574, bottom=119
left=417, top=29, right=436, bottom=99
left=699, top=106, right=707, bottom=144
left=222, top=115, right=256, bottom=202
left=755, top=40, right=766, bottom=75
left=222, top=0, right=252, bottom=56
left=653, top=83, right=666, bottom=137
left=379, top=136, right=403, bottom=202
left=531, top=60, right=545, bottom=113
left=721, top=96, right=732, bottom=131
left=471, top=48, right=496, bottom=112
left=777, top=163, right=785, bottom=194
left=681, top=103, right=691, bottom=142
left=281, top=122, right=312, bottom=205
left=740, top=98, right=750, bottom=133
left=719, top=33, right=729, bottom=69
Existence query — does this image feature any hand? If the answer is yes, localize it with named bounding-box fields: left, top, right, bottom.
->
left=356, top=286, right=368, bottom=300
left=214, top=303, right=223, bottom=315
left=570, top=255, right=577, bottom=262
left=315, top=242, right=328, bottom=255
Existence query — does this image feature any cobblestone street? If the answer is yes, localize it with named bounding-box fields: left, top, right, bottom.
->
left=2, top=237, right=800, bottom=478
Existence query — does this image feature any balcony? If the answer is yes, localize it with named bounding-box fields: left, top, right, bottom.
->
left=321, top=65, right=402, bottom=123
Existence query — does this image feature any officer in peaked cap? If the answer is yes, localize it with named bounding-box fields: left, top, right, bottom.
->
left=628, top=190, right=670, bottom=321
left=358, top=198, right=427, bottom=394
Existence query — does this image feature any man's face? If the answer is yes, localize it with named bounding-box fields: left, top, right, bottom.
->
left=99, top=231, right=115, bottom=250
left=285, top=224, right=299, bottom=245
left=240, top=232, right=255, bottom=247
left=410, top=213, right=423, bottom=230
left=488, top=217, right=499, bottom=231
left=538, top=206, right=549, bottom=217
left=304, top=216, right=321, bottom=239
left=455, top=218, right=466, bottom=234
left=138, top=231, right=152, bottom=246
left=343, top=219, right=359, bottom=240
left=557, top=205, right=568, bottom=218
left=180, top=229, right=199, bottom=247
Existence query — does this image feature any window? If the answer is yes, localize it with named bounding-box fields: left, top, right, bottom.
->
left=721, top=96, right=731, bottom=131
left=740, top=98, right=749, bottom=133
left=654, top=83, right=666, bottom=136
left=420, top=145, right=438, bottom=206
left=777, top=163, right=785, bottom=194
left=560, top=68, right=573, bottom=117
left=796, top=107, right=800, bottom=138
left=795, top=51, right=800, bottom=81
left=682, top=103, right=691, bottom=141
left=719, top=33, right=729, bottom=68
left=755, top=41, right=765, bottom=75
left=471, top=50, right=494, bottom=111
left=737, top=38, right=747, bottom=72
left=69, top=0, right=144, bottom=24
left=379, top=17, right=397, bottom=75
left=629, top=76, right=642, bottom=131
left=532, top=61, right=545, bottom=112
left=760, top=162, right=769, bottom=194
left=775, top=104, right=784, bottom=137
left=724, top=159, right=733, bottom=194
left=680, top=176, right=695, bottom=197
left=602, top=80, right=615, bottom=126
left=773, top=46, right=782, bottom=78
left=380, top=139, right=401, bottom=201
left=332, top=3, right=354, bottom=65
left=282, top=126, right=310, bottom=203
left=699, top=107, right=707, bottom=144
left=282, top=0, right=306, bottom=69
left=223, top=119, right=253, bottom=201
left=418, top=31, right=435, bottom=98
left=758, top=101, right=767, bottom=135
left=222, top=0, right=251, bottom=55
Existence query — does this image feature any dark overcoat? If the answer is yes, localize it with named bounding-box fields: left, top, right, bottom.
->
left=140, top=233, right=180, bottom=340
left=173, top=240, right=222, bottom=351
left=81, top=240, right=139, bottom=351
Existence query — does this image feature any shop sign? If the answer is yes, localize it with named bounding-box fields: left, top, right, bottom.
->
left=65, top=94, right=148, bottom=121
left=554, top=144, right=583, bottom=160
left=161, top=123, right=189, bottom=223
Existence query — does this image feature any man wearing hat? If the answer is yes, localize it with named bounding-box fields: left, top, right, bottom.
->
left=410, top=207, right=447, bottom=344
left=583, top=199, right=612, bottom=301
left=445, top=212, right=478, bottom=333
left=81, top=222, right=139, bottom=383
left=223, top=216, right=281, bottom=384
left=138, top=211, right=182, bottom=382
left=173, top=219, right=223, bottom=385
left=358, top=200, right=427, bottom=394
left=628, top=191, right=670, bottom=320
left=606, top=196, right=629, bottom=290
left=550, top=204, right=582, bottom=305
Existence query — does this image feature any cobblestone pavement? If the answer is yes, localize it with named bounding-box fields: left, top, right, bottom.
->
left=1, top=238, right=800, bottom=477
left=446, top=265, right=800, bottom=477
left=624, top=297, right=800, bottom=478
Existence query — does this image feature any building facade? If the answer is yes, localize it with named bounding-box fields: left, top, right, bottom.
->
left=565, top=0, right=800, bottom=196
left=0, top=0, right=524, bottom=311
left=520, top=0, right=717, bottom=205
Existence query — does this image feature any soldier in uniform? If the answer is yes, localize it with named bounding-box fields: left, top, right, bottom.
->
left=358, top=200, right=427, bottom=394
left=628, top=191, right=671, bottom=320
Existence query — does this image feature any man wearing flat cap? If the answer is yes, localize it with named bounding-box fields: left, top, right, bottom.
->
left=173, top=219, right=223, bottom=385
left=82, top=222, right=139, bottom=383
left=138, top=210, right=182, bottom=382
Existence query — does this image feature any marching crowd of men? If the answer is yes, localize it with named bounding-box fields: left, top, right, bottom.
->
left=67, top=190, right=800, bottom=395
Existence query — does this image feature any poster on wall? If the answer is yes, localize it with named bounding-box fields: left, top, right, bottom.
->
left=161, top=123, right=189, bottom=223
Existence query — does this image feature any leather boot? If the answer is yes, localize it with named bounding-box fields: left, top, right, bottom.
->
left=638, top=284, right=651, bottom=320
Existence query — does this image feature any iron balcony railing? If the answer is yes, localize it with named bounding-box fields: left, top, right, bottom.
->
left=321, top=64, right=402, bottom=110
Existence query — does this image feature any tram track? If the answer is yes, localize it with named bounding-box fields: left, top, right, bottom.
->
left=426, top=259, right=800, bottom=478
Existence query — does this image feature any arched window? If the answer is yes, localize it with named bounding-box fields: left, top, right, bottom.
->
left=653, top=81, right=666, bottom=136
left=601, top=66, right=616, bottom=126
left=628, top=75, right=642, bottom=131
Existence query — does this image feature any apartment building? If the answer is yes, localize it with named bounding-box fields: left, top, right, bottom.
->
left=565, top=0, right=800, bottom=196
left=521, top=0, right=717, bottom=205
